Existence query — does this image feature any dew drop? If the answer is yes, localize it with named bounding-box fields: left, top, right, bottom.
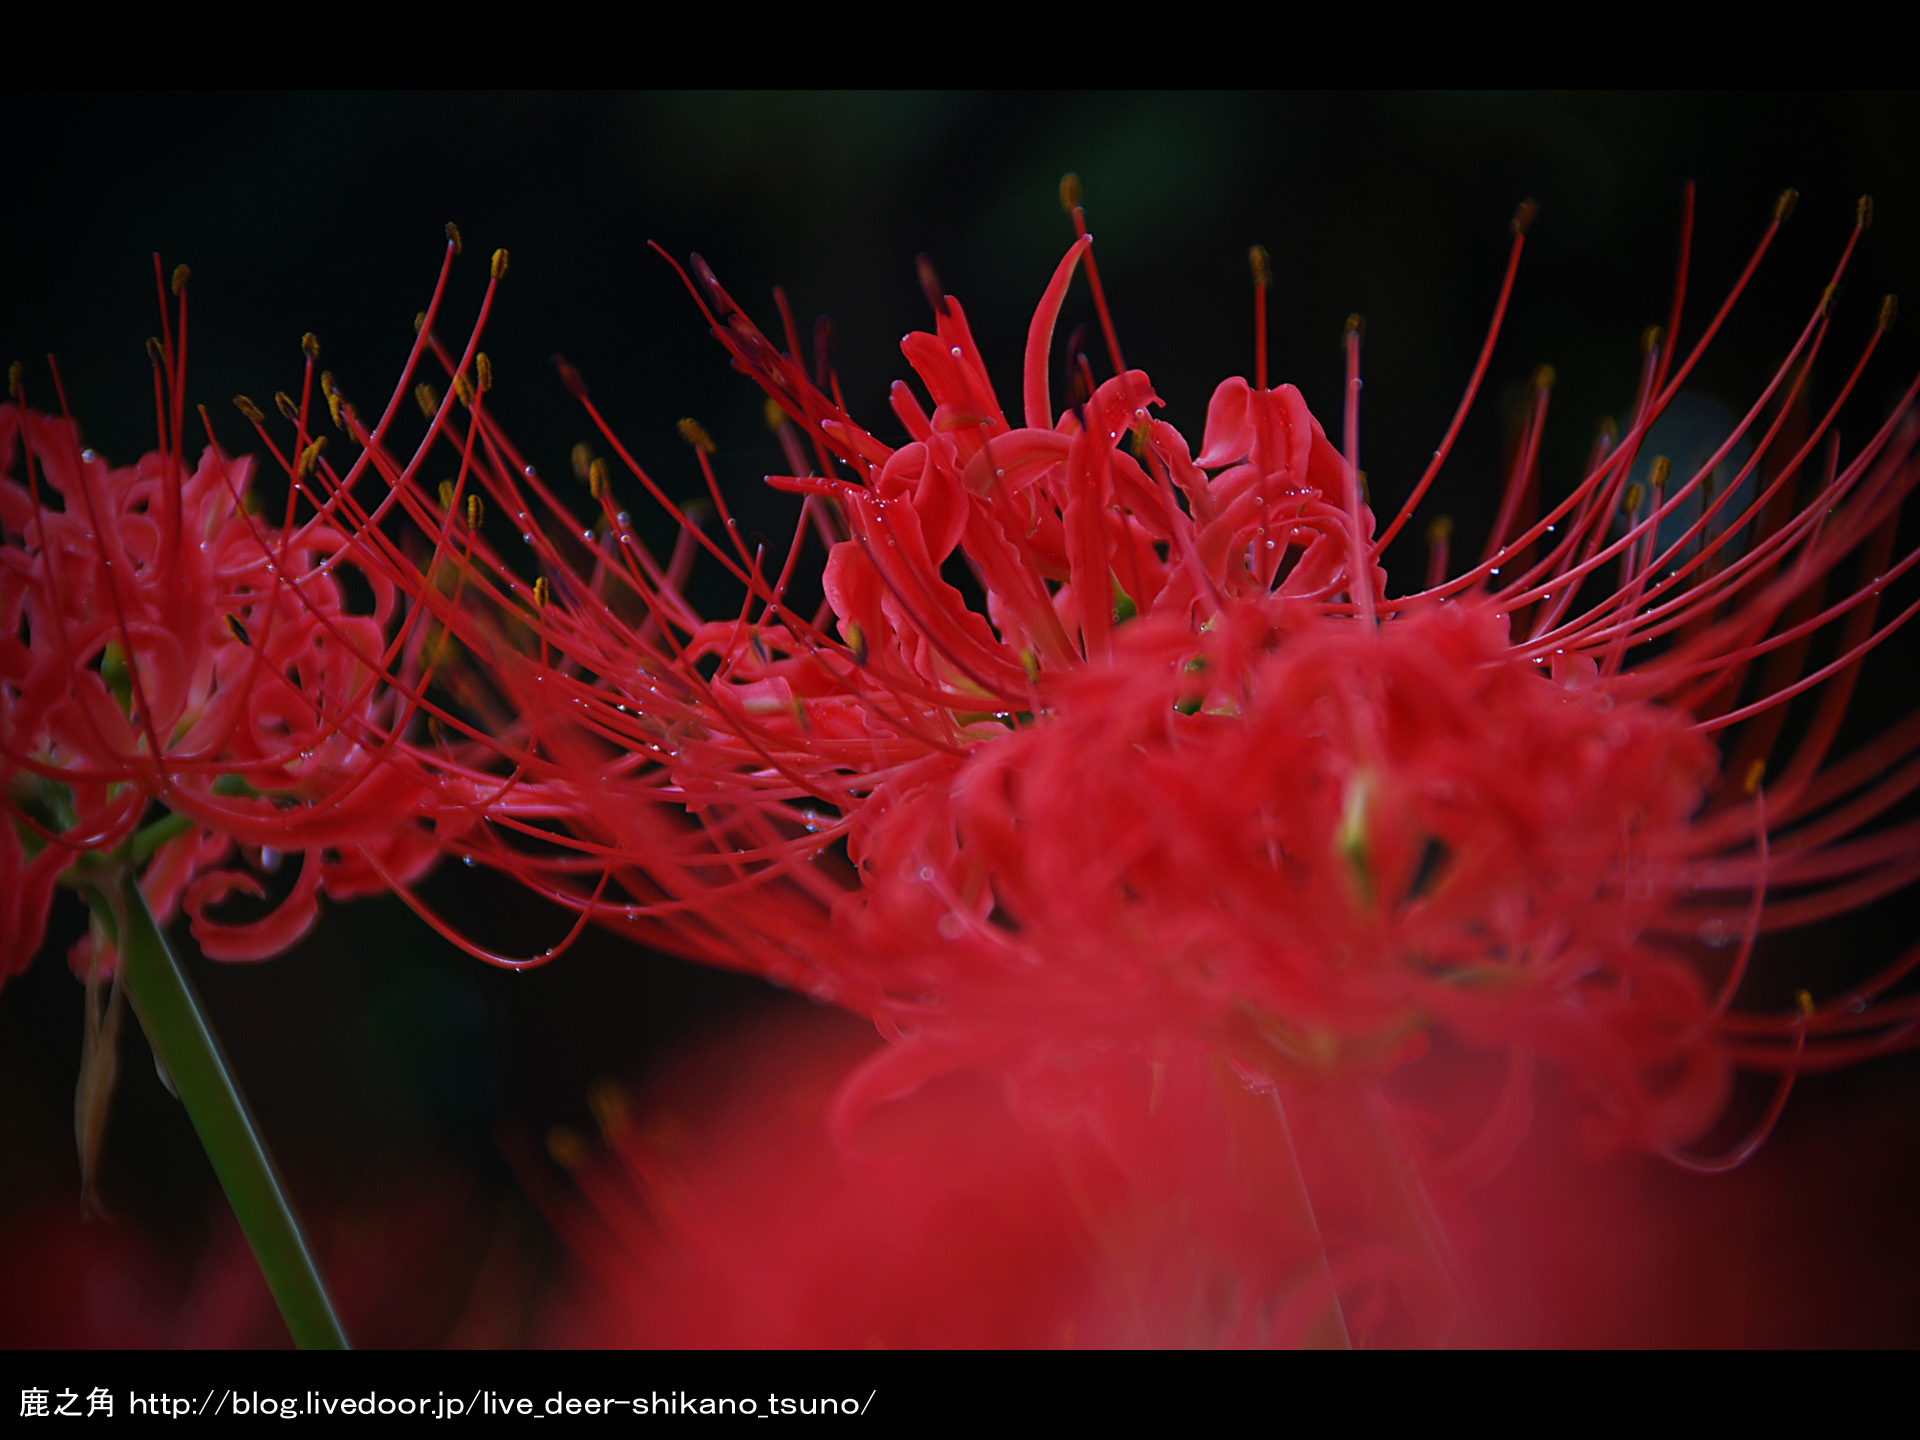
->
left=463, top=855, right=476, bottom=867
left=259, top=847, right=282, bottom=873
left=936, top=913, right=964, bottom=940
left=615, top=512, right=632, bottom=528
left=1697, top=917, right=1734, bottom=948
left=81, top=449, right=96, bottom=462
left=917, top=865, right=935, bottom=882
left=523, top=465, right=537, bottom=478
left=950, top=346, right=963, bottom=359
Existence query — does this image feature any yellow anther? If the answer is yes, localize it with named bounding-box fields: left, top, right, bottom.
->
left=1648, top=455, right=1671, bottom=492
left=466, top=494, right=485, bottom=530
left=445, top=221, right=463, bottom=255
left=677, top=417, right=717, bottom=455
left=545, top=1125, right=587, bottom=1170
left=587, top=1081, right=628, bottom=1137
left=224, top=613, right=251, bottom=647
left=327, top=392, right=345, bottom=431
left=533, top=576, right=550, bottom=609
left=415, top=382, right=439, bottom=417
left=1129, top=422, right=1150, bottom=460
left=1822, top=283, right=1841, bottom=316
left=588, top=458, right=609, bottom=500
left=146, top=337, right=164, bottom=367
left=1857, top=194, right=1874, bottom=231
left=1532, top=363, right=1556, bottom=392
left=413, top=311, right=428, bottom=335
left=1426, top=514, right=1454, bottom=545
left=275, top=391, right=300, bottom=422
left=763, top=396, right=788, bottom=433
left=301, top=332, right=320, bottom=360
left=1358, top=470, right=1371, bottom=503
left=844, top=619, right=867, bottom=667
left=1795, top=988, right=1816, bottom=1018
left=490, top=248, right=509, bottom=280
left=1511, top=198, right=1538, bottom=235
left=1344, top=313, right=1365, bottom=341
left=296, top=436, right=327, bottom=481
left=1596, top=415, right=1618, bottom=445
left=1248, top=244, right=1272, bottom=289
left=1021, top=649, right=1041, bottom=685
left=170, top=264, right=190, bottom=296
left=1744, top=759, right=1766, bottom=795
left=1640, top=324, right=1663, bottom=357
left=453, top=373, right=475, bottom=408
left=571, top=441, right=594, bottom=482
left=1622, top=482, right=1644, bottom=515
left=7, top=361, right=21, bottom=401
left=233, top=395, right=265, bottom=423
left=1774, top=188, right=1799, bottom=223
left=1059, top=172, right=1083, bottom=214
left=476, top=352, right=493, bottom=392
left=1880, top=294, right=1898, bottom=333
left=438, top=479, right=457, bottom=511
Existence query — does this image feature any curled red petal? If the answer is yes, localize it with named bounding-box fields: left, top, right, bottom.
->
left=184, top=852, right=323, bottom=961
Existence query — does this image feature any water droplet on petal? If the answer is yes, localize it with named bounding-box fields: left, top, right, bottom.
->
left=936, top=912, right=964, bottom=940
left=81, top=449, right=95, bottom=462
left=917, top=866, right=935, bottom=882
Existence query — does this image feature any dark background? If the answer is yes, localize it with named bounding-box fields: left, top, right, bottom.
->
left=2, top=92, right=1917, bottom=1345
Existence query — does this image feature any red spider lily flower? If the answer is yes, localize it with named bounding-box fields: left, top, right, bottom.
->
left=1, top=261, right=450, bottom=983
left=348, top=191, right=1920, bottom=1339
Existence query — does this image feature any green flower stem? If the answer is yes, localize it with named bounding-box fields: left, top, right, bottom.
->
left=111, top=870, right=349, bottom=1350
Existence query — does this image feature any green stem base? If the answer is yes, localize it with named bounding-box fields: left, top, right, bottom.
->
left=110, top=872, right=348, bottom=1350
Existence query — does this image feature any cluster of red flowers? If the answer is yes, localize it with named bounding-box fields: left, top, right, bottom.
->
left=9, top=189, right=1920, bottom=1343
left=1, top=263, right=448, bottom=982
left=284, top=190, right=1914, bottom=1339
